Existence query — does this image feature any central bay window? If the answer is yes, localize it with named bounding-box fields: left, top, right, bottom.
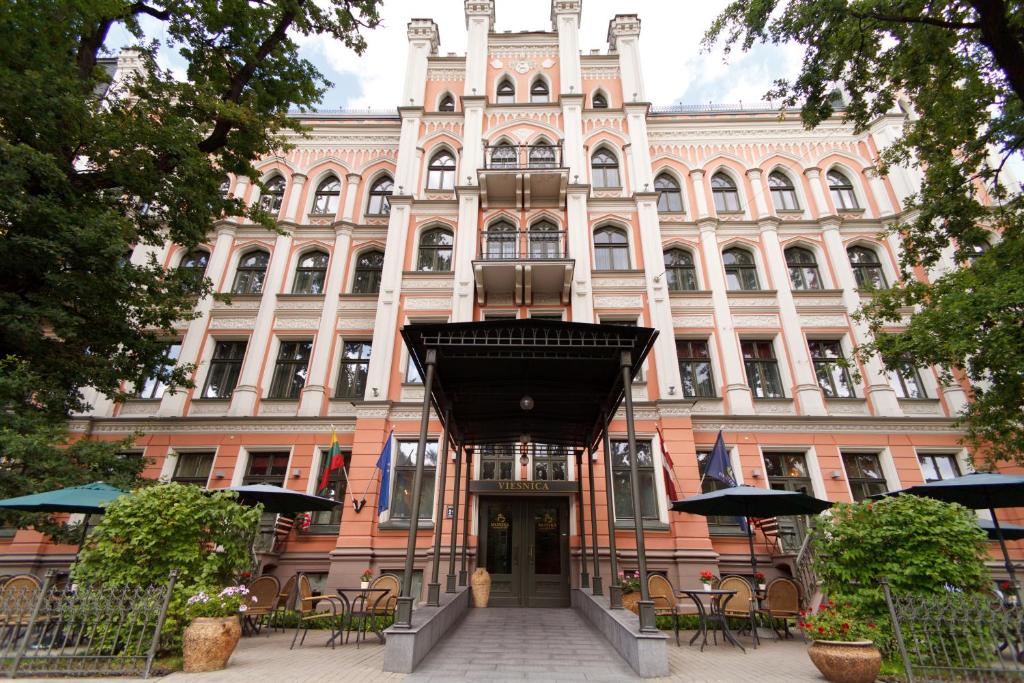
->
left=785, top=247, right=823, bottom=290
left=259, top=176, right=286, bottom=214
left=268, top=341, right=311, bottom=399
left=711, top=172, right=741, bottom=212
left=742, top=340, right=785, bottom=398
left=392, top=440, right=437, bottom=522
left=842, top=453, right=887, bottom=501
left=808, top=339, right=855, bottom=398
left=292, top=250, right=329, bottom=294
left=417, top=228, right=454, bottom=271
left=677, top=340, right=715, bottom=398
left=591, top=149, right=620, bottom=188
left=664, top=248, right=698, bottom=291
left=591, top=91, right=608, bottom=108
left=485, top=220, right=517, bottom=259
left=202, top=341, right=246, bottom=399
left=848, top=246, right=888, bottom=289
left=655, top=173, right=683, bottom=212
left=425, top=150, right=456, bottom=191
left=352, top=250, right=384, bottom=294
left=529, top=220, right=559, bottom=258
left=367, top=176, right=393, bottom=216
left=611, top=439, right=658, bottom=522
left=232, top=250, right=270, bottom=294
left=529, top=142, right=556, bottom=168
left=594, top=226, right=629, bottom=270
left=723, top=247, right=759, bottom=290
left=438, top=93, right=455, bottom=112
left=311, top=176, right=341, bottom=215
left=496, top=78, right=515, bottom=104
left=136, top=341, right=182, bottom=399
left=172, top=452, right=214, bottom=486
left=530, top=79, right=549, bottom=103
left=335, top=341, right=371, bottom=399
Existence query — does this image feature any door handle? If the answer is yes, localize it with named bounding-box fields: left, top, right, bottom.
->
left=527, top=544, right=534, bottom=565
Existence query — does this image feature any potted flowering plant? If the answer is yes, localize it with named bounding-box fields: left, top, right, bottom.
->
left=616, top=570, right=643, bottom=613
left=360, top=568, right=373, bottom=590
left=182, top=585, right=252, bottom=673
left=1000, top=580, right=1018, bottom=605
left=699, top=570, right=715, bottom=591
left=755, top=571, right=766, bottom=590
left=798, top=601, right=881, bottom=683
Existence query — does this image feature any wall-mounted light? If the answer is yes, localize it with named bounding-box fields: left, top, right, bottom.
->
left=214, top=470, right=225, bottom=479
left=668, top=385, right=676, bottom=396
left=830, top=470, right=842, bottom=480
left=293, top=468, right=302, bottom=478
left=751, top=468, right=761, bottom=479
left=372, top=387, right=379, bottom=397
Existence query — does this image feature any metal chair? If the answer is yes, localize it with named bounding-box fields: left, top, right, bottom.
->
left=759, top=577, right=801, bottom=639
left=273, top=574, right=297, bottom=633
left=289, top=574, right=346, bottom=650
left=648, top=574, right=682, bottom=646
left=718, top=575, right=759, bottom=647
left=354, top=574, right=399, bottom=646
left=244, top=575, right=280, bottom=635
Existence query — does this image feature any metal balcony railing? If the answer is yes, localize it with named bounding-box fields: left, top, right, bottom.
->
left=483, top=142, right=564, bottom=170
left=479, top=230, right=568, bottom=260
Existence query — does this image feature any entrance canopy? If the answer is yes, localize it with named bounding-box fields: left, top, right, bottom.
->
left=401, top=320, right=657, bottom=450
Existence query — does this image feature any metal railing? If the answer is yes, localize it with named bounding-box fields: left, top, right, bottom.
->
left=483, top=143, right=564, bottom=170
left=793, top=526, right=820, bottom=610
left=479, top=230, right=568, bottom=260
left=882, top=580, right=1024, bottom=682
left=0, top=570, right=176, bottom=678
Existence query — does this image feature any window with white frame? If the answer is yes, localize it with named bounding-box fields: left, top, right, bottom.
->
left=655, top=173, right=684, bottom=212
left=848, top=246, right=888, bottom=289
left=352, top=250, right=384, bottom=294
left=310, top=177, right=341, bottom=215
left=391, top=441, right=437, bottom=521
left=664, top=248, right=698, bottom=291
left=311, top=449, right=350, bottom=530
left=723, top=247, right=760, bottom=290
left=594, top=226, right=629, bottom=270
left=530, top=79, right=549, bottom=103
left=590, top=149, right=620, bottom=188
left=676, top=340, right=715, bottom=398
left=232, top=250, right=269, bottom=294
left=919, top=453, right=961, bottom=482
left=267, top=341, right=311, bottom=399
left=136, top=341, right=182, bottom=399
left=335, top=341, right=371, bottom=399
left=742, top=340, right=785, bottom=398
left=172, top=452, right=214, bottom=486
left=259, top=176, right=286, bottom=214
left=610, top=439, right=658, bottom=521
left=711, top=173, right=741, bottom=212
left=696, top=449, right=743, bottom=533
left=292, top=250, right=329, bottom=294
left=827, top=170, right=859, bottom=210
left=842, top=453, right=887, bottom=501
left=769, top=171, right=800, bottom=211
left=888, top=360, right=928, bottom=399
left=808, top=340, right=855, bottom=398
left=425, top=151, right=456, bottom=191
left=202, top=341, right=246, bottom=398
left=367, top=176, right=393, bottom=216
left=785, top=247, right=823, bottom=290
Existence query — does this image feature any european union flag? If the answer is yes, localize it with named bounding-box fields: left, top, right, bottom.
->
left=376, top=431, right=394, bottom=514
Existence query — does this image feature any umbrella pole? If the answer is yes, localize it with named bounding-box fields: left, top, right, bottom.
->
left=747, top=516, right=757, bottom=580
left=990, top=508, right=1022, bottom=603
left=78, top=514, right=90, bottom=551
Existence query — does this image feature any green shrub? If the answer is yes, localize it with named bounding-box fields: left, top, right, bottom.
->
left=73, top=483, right=261, bottom=654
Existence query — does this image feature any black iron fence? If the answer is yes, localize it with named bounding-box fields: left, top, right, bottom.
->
left=483, top=143, right=563, bottom=170
left=882, top=579, right=1024, bottom=682
left=0, top=570, right=176, bottom=679
left=479, top=229, right=568, bottom=260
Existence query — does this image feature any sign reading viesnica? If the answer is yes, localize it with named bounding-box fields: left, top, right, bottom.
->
left=469, top=480, right=578, bottom=495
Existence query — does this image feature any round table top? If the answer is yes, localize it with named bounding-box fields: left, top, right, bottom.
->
left=678, top=588, right=737, bottom=596
left=335, top=586, right=391, bottom=593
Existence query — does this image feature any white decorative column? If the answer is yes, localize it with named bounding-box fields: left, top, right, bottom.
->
left=567, top=186, right=594, bottom=323
left=159, top=224, right=237, bottom=416
left=746, top=169, right=769, bottom=220
left=820, top=219, right=903, bottom=416
left=607, top=15, right=644, bottom=103
left=690, top=170, right=709, bottom=219
left=759, top=219, right=827, bottom=415
left=342, top=173, right=360, bottom=223
left=552, top=1, right=582, bottom=93
left=803, top=167, right=829, bottom=216
left=463, top=1, right=494, bottom=98
left=865, top=166, right=895, bottom=217
left=403, top=19, right=439, bottom=106
left=452, top=186, right=480, bottom=322
left=283, top=173, right=307, bottom=223
left=227, top=232, right=293, bottom=416
left=299, top=224, right=353, bottom=415
left=699, top=220, right=754, bottom=413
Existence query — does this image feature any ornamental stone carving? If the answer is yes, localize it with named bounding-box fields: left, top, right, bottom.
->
left=189, top=402, right=229, bottom=417
left=899, top=400, right=942, bottom=416
left=213, top=299, right=260, bottom=310
left=689, top=400, right=724, bottom=414
left=209, top=317, right=256, bottom=330
left=275, top=318, right=319, bottom=330
left=799, top=314, right=849, bottom=327
left=401, top=275, right=456, bottom=290
left=753, top=401, right=796, bottom=415
left=727, top=297, right=779, bottom=308
left=581, top=66, right=621, bottom=80
left=337, top=299, right=377, bottom=311
left=732, top=314, right=779, bottom=328
left=532, top=293, right=561, bottom=305
left=119, top=401, right=158, bottom=417
left=673, top=314, right=714, bottom=327
left=592, top=276, right=646, bottom=289
left=594, top=295, right=643, bottom=308
left=826, top=400, right=869, bottom=415
left=428, top=66, right=467, bottom=81
left=338, top=317, right=374, bottom=330
left=405, top=297, right=453, bottom=310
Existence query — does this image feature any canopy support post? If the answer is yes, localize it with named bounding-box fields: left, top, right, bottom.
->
left=603, top=430, right=622, bottom=609
left=576, top=448, right=590, bottom=589
left=445, top=444, right=463, bottom=593
left=427, top=408, right=452, bottom=606
left=990, top=508, right=1022, bottom=604
left=459, top=448, right=472, bottom=586
left=588, top=446, right=603, bottom=596
left=395, top=349, right=436, bottom=628
left=622, top=351, right=656, bottom=632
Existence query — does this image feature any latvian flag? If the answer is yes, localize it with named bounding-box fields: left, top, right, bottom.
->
left=655, top=426, right=680, bottom=505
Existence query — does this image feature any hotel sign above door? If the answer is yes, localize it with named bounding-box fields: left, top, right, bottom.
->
left=469, top=480, right=577, bottom=495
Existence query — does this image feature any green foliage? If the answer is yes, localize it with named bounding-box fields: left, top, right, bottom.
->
left=705, top=0, right=1024, bottom=465
left=72, top=483, right=260, bottom=652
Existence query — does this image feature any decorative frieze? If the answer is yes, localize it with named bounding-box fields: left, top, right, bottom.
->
left=405, top=297, right=453, bottom=310
left=338, top=317, right=374, bottom=330
left=799, top=314, right=848, bottom=327
left=118, top=401, right=158, bottom=417
left=732, top=314, right=779, bottom=328
left=673, top=314, right=714, bottom=328
left=427, top=66, right=466, bottom=81
left=753, top=400, right=796, bottom=415
left=188, top=401, right=229, bottom=417
left=594, top=295, right=643, bottom=309
left=899, top=400, right=943, bottom=416
left=826, top=400, right=869, bottom=416
left=209, top=317, right=256, bottom=330
left=274, top=318, right=320, bottom=330
left=259, top=401, right=300, bottom=416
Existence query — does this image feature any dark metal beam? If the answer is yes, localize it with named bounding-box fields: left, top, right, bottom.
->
left=459, top=449, right=472, bottom=586
left=576, top=448, right=589, bottom=589
left=445, top=444, right=463, bottom=593
left=587, top=445, right=603, bottom=596
left=427, top=409, right=452, bottom=606
left=603, top=429, right=622, bottom=609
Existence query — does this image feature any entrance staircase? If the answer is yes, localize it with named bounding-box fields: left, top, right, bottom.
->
left=764, top=516, right=823, bottom=609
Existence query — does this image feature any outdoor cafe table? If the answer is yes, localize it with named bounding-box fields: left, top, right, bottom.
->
left=332, top=587, right=390, bottom=646
left=677, top=588, right=746, bottom=653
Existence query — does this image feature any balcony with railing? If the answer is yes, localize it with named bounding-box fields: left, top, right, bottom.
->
left=472, top=228, right=573, bottom=306
left=478, top=142, right=567, bottom=210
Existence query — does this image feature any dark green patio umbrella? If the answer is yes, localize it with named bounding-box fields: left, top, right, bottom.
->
left=0, top=481, right=127, bottom=549
left=671, top=485, right=832, bottom=580
left=874, top=472, right=1024, bottom=600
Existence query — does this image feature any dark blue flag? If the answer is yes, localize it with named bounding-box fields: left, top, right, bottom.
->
left=376, top=431, right=393, bottom=514
left=704, top=431, right=736, bottom=487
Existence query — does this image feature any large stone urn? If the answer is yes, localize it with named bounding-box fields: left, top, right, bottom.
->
left=470, top=568, right=491, bottom=607
left=807, top=640, right=882, bottom=683
left=182, top=616, right=242, bottom=673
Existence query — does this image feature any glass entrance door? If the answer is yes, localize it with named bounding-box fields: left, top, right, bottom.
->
left=480, top=499, right=521, bottom=607
left=526, top=500, right=569, bottom=607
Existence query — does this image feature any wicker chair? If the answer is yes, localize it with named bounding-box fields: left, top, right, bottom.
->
left=648, top=575, right=683, bottom=646
left=273, top=574, right=297, bottom=632
left=0, top=575, right=42, bottom=647
left=290, top=574, right=346, bottom=650
left=718, top=575, right=759, bottom=647
left=244, top=575, right=280, bottom=636
left=759, top=577, right=801, bottom=639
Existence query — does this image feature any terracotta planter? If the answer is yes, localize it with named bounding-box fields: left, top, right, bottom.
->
left=807, top=640, right=881, bottom=683
left=470, top=568, right=491, bottom=607
left=621, top=591, right=641, bottom=614
left=183, top=616, right=241, bottom=673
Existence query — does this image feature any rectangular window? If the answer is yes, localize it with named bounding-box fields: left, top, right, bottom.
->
left=889, top=363, right=927, bottom=399
left=479, top=444, right=515, bottom=481
left=532, top=443, right=568, bottom=481
left=202, top=341, right=247, bottom=399
left=391, top=441, right=437, bottom=521
left=405, top=358, right=423, bottom=384
left=336, top=341, right=371, bottom=399
left=310, top=449, right=351, bottom=530
left=244, top=452, right=290, bottom=486
left=742, top=340, right=785, bottom=398
left=842, top=453, right=887, bottom=501
left=172, top=452, right=214, bottom=486
left=268, top=341, right=312, bottom=399
left=808, top=340, right=855, bottom=398
left=604, top=319, right=643, bottom=382
left=919, top=453, right=961, bottom=482
left=611, top=440, right=658, bottom=521
left=696, top=450, right=743, bottom=533
left=137, top=342, right=182, bottom=399
left=677, top=340, right=715, bottom=398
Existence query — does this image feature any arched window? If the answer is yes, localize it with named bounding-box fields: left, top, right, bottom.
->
left=219, top=176, right=232, bottom=197
left=529, top=141, right=556, bottom=168
left=485, top=220, right=517, bottom=259
left=426, top=150, right=456, bottom=190
left=664, top=249, right=697, bottom=291
left=530, top=79, right=549, bottom=103
left=367, top=175, right=393, bottom=216
left=592, top=91, right=608, bottom=108
left=654, top=173, right=683, bottom=212
left=179, top=249, right=210, bottom=290
left=785, top=246, right=822, bottom=290
left=352, top=250, right=384, bottom=294
left=768, top=171, right=800, bottom=211
left=232, top=250, right=270, bottom=294
left=591, top=149, right=620, bottom=188
left=529, top=219, right=560, bottom=258
left=292, top=250, right=329, bottom=294
left=311, top=176, right=341, bottom=215
left=711, top=173, right=741, bottom=213
left=722, top=247, right=759, bottom=290
left=417, top=228, right=454, bottom=272
left=847, top=246, right=888, bottom=289
left=490, top=142, right=517, bottom=169
left=828, top=170, right=859, bottom=210
left=259, top=176, right=286, bottom=214
left=594, top=227, right=629, bottom=270
left=496, top=78, right=515, bottom=104
left=438, top=93, right=455, bottom=112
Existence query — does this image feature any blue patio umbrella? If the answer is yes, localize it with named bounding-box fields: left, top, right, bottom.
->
left=980, top=518, right=1024, bottom=542
left=223, top=484, right=340, bottom=514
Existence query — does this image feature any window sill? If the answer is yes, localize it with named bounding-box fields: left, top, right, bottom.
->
left=278, top=293, right=325, bottom=300
left=592, top=186, right=623, bottom=191
left=716, top=210, right=745, bottom=215
left=726, top=289, right=777, bottom=297
left=300, top=526, right=341, bottom=536
left=613, top=520, right=670, bottom=531
left=897, top=397, right=938, bottom=403
left=752, top=397, right=791, bottom=402
left=378, top=520, right=435, bottom=531
left=224, top=293, right=263, bottom=301
left=192, top=397, right=231, bottom=403
left=709, top=528, right=750, bottom=537
left=262, top=398, right=301, bottom=404
left=126, top=398, right=161, bottom=404
left=657, top=211, right=687, bottom=216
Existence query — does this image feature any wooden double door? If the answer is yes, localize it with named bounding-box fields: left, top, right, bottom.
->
left=478, top=497, right=569, bottom=608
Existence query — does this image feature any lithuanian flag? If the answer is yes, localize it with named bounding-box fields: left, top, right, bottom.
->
left=318, top=429, right=345, bottom=493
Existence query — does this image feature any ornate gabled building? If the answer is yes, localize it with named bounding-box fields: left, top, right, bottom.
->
left=2, top=0, right=986, bottom=609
